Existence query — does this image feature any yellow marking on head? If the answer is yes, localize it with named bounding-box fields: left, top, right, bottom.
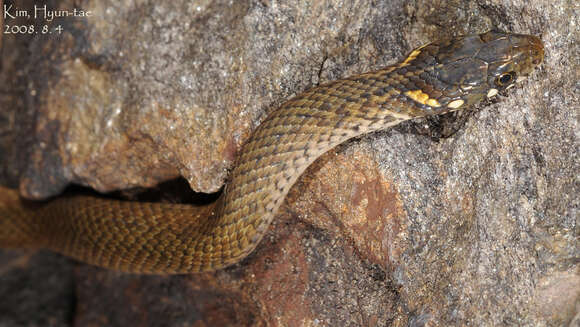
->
left=487, top=88, right=498, bottom=98
left=426, top=98, right=441, bottom=107
left=447, top=99, right=464, bottom=109
left=417, top=43, right=430, bottom=50
left=405, top=90, right=428, bottom=103
left=399, top=49, right=421, bottom=67
left=405, top=90, right=441, bottom=107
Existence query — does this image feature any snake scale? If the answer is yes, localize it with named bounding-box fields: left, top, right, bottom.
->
left=0, top=31, right=543, bottom=273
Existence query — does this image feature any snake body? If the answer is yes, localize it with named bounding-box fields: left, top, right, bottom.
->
left=0, top=31, right=543, bottom=273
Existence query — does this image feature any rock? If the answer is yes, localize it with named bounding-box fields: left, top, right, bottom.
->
left=0, top=0, right=577, bottom=325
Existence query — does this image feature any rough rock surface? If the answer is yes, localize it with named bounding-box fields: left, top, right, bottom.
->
left=0, top=0, right=578, bottom=326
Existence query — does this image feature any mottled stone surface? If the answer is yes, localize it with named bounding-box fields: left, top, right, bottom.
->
left=0, top=0, right=578, bottom=326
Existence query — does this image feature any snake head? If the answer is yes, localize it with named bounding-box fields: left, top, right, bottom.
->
left=405, top=30, right=544, bottom=112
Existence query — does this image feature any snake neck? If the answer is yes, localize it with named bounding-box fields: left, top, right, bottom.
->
left=207, top=66, right=428, bottom=270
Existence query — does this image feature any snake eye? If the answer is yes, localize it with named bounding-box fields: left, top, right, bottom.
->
left=496, top=72, right=515, bottom=87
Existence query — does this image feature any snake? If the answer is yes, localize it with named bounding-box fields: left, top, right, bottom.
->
left=0, top=31, right=543, bottom=274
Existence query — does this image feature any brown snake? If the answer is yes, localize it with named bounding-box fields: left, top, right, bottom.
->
left=0, top=31, right=543, bottom=273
